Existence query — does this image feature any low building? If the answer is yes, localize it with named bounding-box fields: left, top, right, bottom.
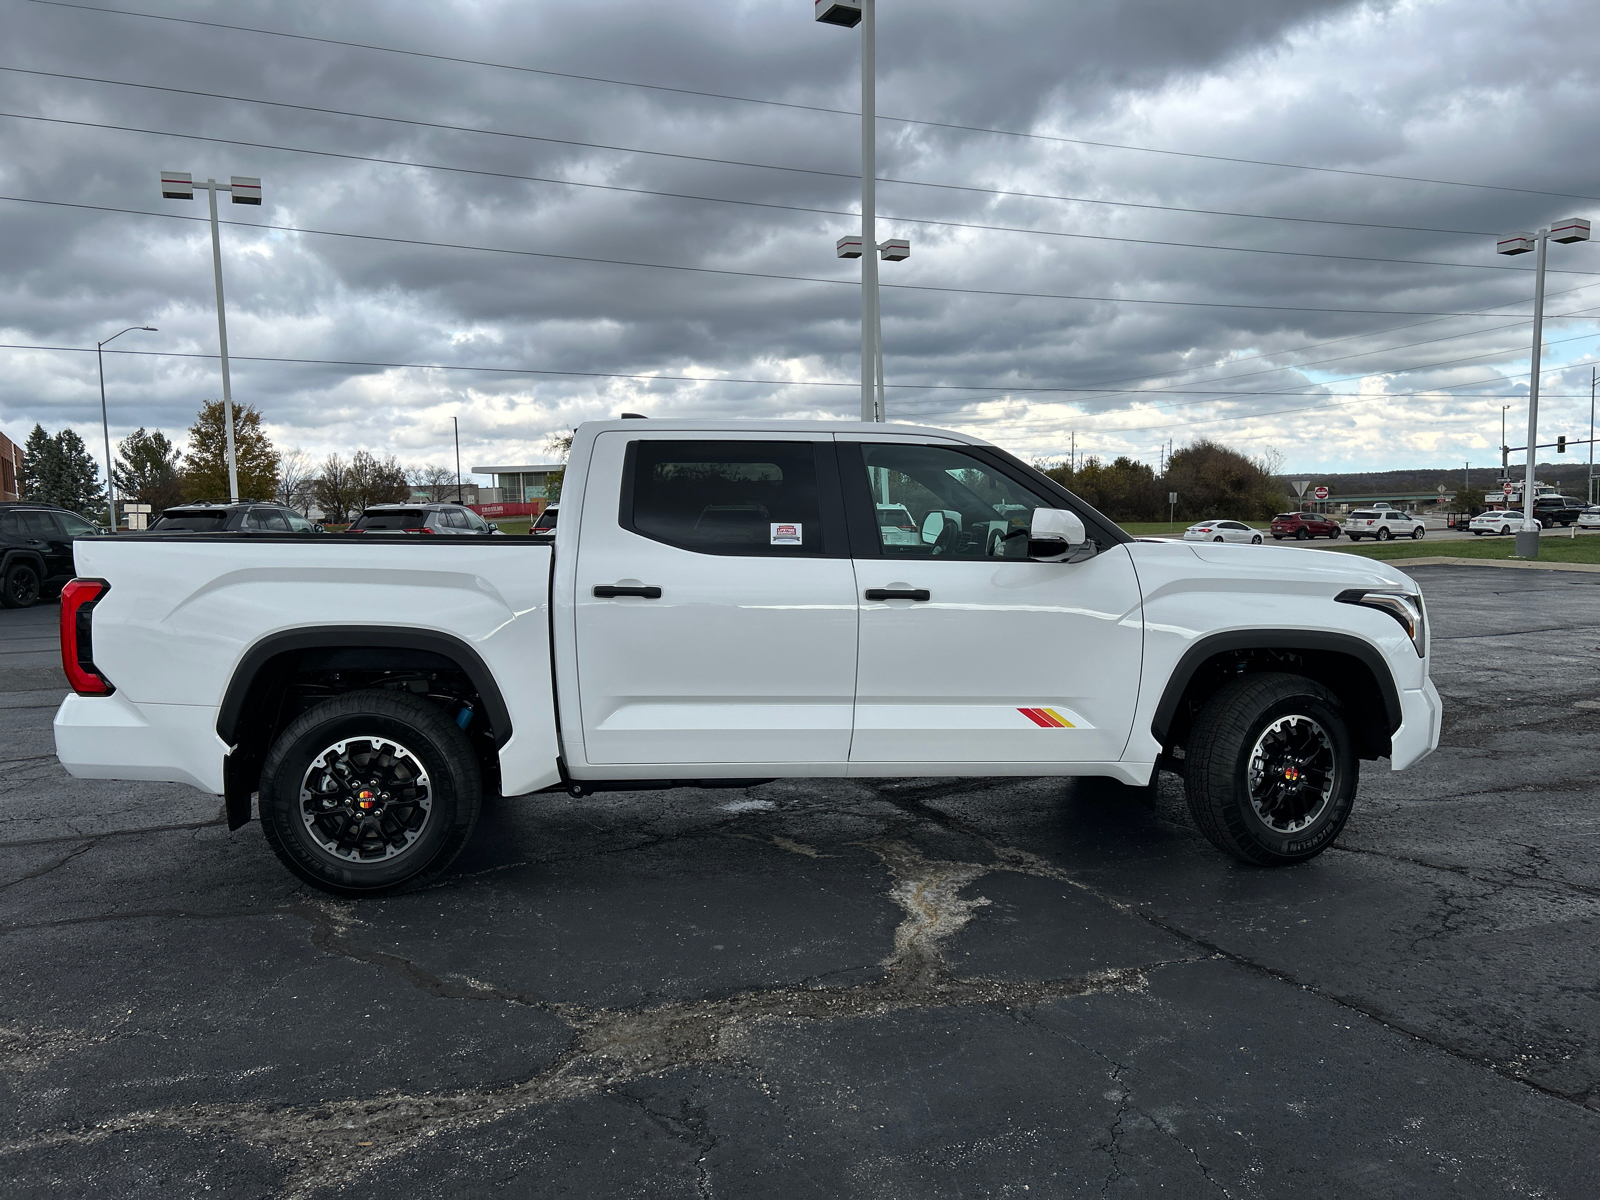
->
left=0, top=428, right=22, bottom=501
left=471, top=463, right=564, bottom=503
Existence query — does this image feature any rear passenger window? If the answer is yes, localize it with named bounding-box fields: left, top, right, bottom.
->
left=625, top=441, right=824, bottom=556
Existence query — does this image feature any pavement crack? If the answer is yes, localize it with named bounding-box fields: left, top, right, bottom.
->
left=0, top=839, right=95, bottom=892
left=0, top=818, right=227, bottom=850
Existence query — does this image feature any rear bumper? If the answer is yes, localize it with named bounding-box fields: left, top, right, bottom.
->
left=1389, top=678, right=1442, bottom=771
left=54, top=693, right=227, bottom=794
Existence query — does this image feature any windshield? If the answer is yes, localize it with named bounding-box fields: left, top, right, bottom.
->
left=350, top=509, right=428, bottom=530
left=150, top=511, right=230, bottom=530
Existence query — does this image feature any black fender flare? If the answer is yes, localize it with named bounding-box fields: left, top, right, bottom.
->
left=217, top=626, right=514, bottom=831
left=1150, top=630, right=1402, bottom=747
left=0, top=548, right=48, bottom=578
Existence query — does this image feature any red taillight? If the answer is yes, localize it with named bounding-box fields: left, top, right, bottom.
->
left=402, top=527, right=435, bottom=534
left=59, top=578, right=113, bottom=696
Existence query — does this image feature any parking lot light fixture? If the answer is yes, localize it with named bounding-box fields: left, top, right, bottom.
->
left=96, top=325, right=157, bottom=533
left=160, top=171, right=262, bottom=503
left=1496, top=216, right=1590, bottom=557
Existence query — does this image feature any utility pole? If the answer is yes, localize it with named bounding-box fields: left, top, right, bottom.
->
left=95, top=325, right=157, bottom=532
left=1590, top=366, right=1596, bottom=505
left=452, top=416, right=463, bottom=504
left=161, top=171, right=261, bottom=502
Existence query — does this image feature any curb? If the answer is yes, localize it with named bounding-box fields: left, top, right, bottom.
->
left=1351, top=555, right=1600, bottom=574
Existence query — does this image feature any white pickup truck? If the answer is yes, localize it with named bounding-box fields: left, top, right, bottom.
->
left=53, top=420, right=1441, bottom=894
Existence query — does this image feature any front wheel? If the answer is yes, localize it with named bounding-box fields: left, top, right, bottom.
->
left=1328, top=528, right=1340, bottom=539
left=1411, top=527, right=1425, bottom=540
left=1251, top=534, right=1263, bottom=544
left=0, top=561, right=41, bottom=609
left=259, top=689, right=482, bottom=896
left=1184, top=673, right=1358, bottom=865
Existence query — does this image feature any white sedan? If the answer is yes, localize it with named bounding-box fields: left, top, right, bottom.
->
left=1578, top=506, right=1600, bottom=529
left=1183, top=519, right=1263, bottom=544
left=1469, top=510, right=1522, bottom=536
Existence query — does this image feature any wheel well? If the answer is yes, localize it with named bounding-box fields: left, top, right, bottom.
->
left=218, top=631, right=510, bottom=829
left=1155, top=643, right=1396, bottom=763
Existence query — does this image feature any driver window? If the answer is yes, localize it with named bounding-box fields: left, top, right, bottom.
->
left=858, top=444, right=1049, bottom=559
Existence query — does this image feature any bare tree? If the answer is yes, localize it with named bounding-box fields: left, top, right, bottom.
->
left=314, top=453, right=351, bottom=523
left=406, top=462, right=457, bottom=503
left=543, top=429, right=576, bottom=503
left=276, top=449, right=318, bottom=514
left=348, top=450, right=409, bottom=513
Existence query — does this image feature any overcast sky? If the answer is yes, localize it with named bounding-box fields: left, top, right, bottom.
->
left=2, top=0, right=1598, bottom=482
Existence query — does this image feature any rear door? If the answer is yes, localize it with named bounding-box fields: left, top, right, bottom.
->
left=842, top=439, right=1143, bottom=766
left=572, top=433, right=858, bottom=767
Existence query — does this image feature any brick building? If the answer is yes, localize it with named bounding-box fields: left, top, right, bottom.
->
left=0, top=428, right=22, bottom=501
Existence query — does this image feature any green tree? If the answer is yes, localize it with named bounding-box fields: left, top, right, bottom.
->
left=543, top=429, right=575, bottom=503
left=113, top=427, right=185, bottom=512
left=182, top=400, right=279, bottom=502
left=347, top=450, right=410, bottom=513
left=21, top=425, right=104, bottom=516
left=1164, top=439, right=1281, bottom=521
left=1045, top=455, right=1162, bottom=522
left=1457, top=486, right=1487, bottom=516
left=19, top=424, right=58, bottom=503
left=52, top=429, right=106, bottom=517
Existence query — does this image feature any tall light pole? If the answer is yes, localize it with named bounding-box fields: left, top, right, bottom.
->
left=818, top=1, right=908, bottom=422
left=451, top=416, right=463, bottom=504
left=1590, top=366, right=1596, bottom=506
left=1497, top=217, right=1591, bottom=557
left=160, top=171, right=261, bottom=501
left=96, top=325, right=157, bottom=533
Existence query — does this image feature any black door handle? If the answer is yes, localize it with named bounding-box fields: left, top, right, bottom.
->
left=593, top=584, right=662, bottom=599
left=865, top=588, right=930, bottom=602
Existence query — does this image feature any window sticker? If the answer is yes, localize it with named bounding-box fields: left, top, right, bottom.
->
left=770, top=522, right=802, bottom=545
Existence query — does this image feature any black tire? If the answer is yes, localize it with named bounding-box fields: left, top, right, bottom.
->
left=1296, top=527, right=1310, bottom=541
left=1411, top=527, right=1424, bottom=540
left=0, top=561, right=42, bottom=609
left=1272, top=535, right=1283, bottom=540
left=1213, top=536, right=1224, bottom=543
left=1328, top=528, right=1340, bottom=539
left=1377, top=527, right=1392, bottom=541
left=1472, top=530, right=1482, bottom=536
left=1184, top=673, right=1358, bottom=866
left=259, top=689, right=482, bottom=896
left=1348, top=534, right=1360, bottom=541
left=1251, top=534, right=1263, bottom=544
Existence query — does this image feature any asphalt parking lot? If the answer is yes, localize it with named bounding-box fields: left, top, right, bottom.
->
left=3, top=564, right=1600, bottom=1198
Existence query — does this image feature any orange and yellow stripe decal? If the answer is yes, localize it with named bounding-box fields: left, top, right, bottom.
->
left=1019, top=707, right=1075, bottom=728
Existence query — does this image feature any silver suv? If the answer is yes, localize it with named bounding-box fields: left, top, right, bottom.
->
left=347, top=503, right=500, bottom=536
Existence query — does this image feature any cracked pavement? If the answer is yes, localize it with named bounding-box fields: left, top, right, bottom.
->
left=3, top=566, right=1599, bottom=1197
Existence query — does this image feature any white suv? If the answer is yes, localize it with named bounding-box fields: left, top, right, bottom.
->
left=1344, top=510, right=1425, bottom=542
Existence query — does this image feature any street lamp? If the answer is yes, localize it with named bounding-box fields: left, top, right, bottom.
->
left=818, top=0, right=910, bottom=422
left=160, top=170, right=261, bottom=502
left=451, top=416, right=463, bottom=504
left=96, top=325, right=157, bottom=533
left=1496, top=216, right=1591, bottom=557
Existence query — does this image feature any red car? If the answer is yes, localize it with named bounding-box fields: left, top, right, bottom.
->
left=1270, top=511, right=1341, bottom=540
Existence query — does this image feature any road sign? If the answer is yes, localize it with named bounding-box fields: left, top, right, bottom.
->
left=1503, top=483, right=1514, bottom=495
left=1168, top=492, right=1177, bottom=505
left=1313, top=486, right=1329, bottom=500
left=1291, top=479, right=1310, bottom=498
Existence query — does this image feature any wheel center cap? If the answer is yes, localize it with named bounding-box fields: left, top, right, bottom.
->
left=357, top=789, right=377, bottom=809
left=1283, top=766, right=1300, bottom=783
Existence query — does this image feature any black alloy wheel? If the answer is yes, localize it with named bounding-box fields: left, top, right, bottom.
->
left=0, top=562, right=42, bottom=609
left=259, top=689, right=482, bottom=895
left=1184, top=672, right=1358, bottom=865
left=1296, top=527, right=1311, bottom=540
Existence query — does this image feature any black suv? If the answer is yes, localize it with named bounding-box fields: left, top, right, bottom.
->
left=149, top=501, right=319, bottom=534
left=0, top=502, right=102, bottom=608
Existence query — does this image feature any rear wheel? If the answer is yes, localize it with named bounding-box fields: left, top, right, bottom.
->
left=1377, top=527, right=1392, bottom=541
left=259, top=689, right=482, bottom=896
left=0, top=561, right=41, bottom=609
left=1296, top=527, right=1310, bottom=541
left=1185, top=673, right=1358, bottom=865
left=1213, top=536, right=1224, bottom=543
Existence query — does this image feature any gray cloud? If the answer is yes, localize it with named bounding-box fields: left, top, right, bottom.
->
left=1, top=0, right=1597, bottom=482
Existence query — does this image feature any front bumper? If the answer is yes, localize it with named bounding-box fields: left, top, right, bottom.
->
left=54, top=692, right=228, bottom=794
left=1389, top=678, right=1442, bottom=771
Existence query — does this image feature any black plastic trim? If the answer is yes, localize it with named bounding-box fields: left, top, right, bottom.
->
left=1150, top=629, right=1403, bottom=745
left=216, top=626, right=514, bottom=750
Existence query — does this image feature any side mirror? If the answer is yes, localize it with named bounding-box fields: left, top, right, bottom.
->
left=1029, top=508, right=1090, bottom=562
left=920, top=510, right=946, bottom=545
left=487, top=522, right=500, bottom=532
left=313, top=523, right=325, bottom=533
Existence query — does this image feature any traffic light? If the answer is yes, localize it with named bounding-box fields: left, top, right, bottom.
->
left=1557, top=436, right=1567, bottom=453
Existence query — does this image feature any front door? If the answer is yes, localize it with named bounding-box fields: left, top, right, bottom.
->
left=844, top=440, right=1144, bottom=766
left=573, top=433, right=859, bottom=767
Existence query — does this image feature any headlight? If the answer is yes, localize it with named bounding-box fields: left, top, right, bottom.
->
left=1336, top=589, right=1426, bottom=657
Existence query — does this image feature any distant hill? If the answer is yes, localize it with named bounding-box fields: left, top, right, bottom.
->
left=1291, top=460, right=1597, bottom=501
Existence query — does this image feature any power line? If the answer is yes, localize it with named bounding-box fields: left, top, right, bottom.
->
left=9, top=110, right=1583, bottom=279
left=8, top=192, right=1564, bottom=319
left=0, top=65, right=1538, bottom=249
left=6, top=342, right=1587, bottom=409
left=25, top=0, right=1600, bottom=204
